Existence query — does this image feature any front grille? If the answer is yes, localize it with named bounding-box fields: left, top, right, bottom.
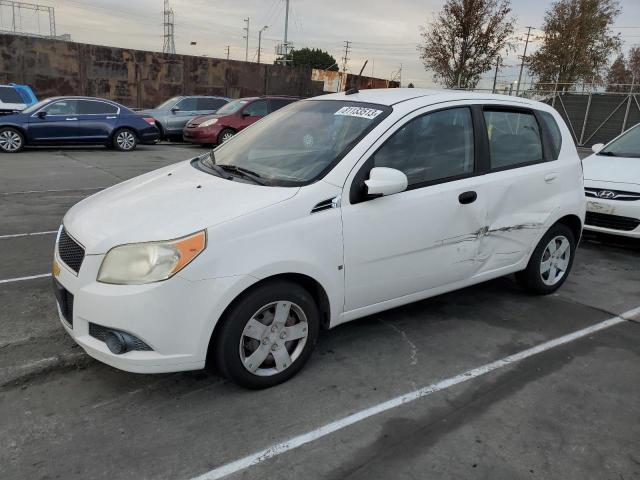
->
left=58, top=227, right=85, bottom=274
left=585, top=188, right=640, bottom=201
left=89, top=323, right=153, bottom=351
left=53, top=279, right=74, bottom=326
left=585, top=212, right=640, bottom=231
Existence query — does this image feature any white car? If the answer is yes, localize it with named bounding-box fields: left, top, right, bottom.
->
left=583, top=125, right=640, bottom=238
left=53, top=89, right=585, bottom=388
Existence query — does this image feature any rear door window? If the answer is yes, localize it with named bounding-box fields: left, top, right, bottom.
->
left=483, top=109, right=543, bottom=169
left=175, top=97, right=198, bottom=111
left=270, top=98, right=297, bottom=112
left=0, top=86, right=23, bottom=103
left=198, top=97, right=228, bottom=110
left=77, top=100, right=118, bottom=114
left=243, top=100, right=268, bottom=117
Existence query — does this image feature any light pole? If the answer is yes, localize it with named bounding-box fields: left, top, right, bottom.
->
left=257, top=25, right=268, bottom=64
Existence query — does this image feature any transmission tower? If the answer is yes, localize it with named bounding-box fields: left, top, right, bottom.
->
left=162, top=0, right=175, bottom=54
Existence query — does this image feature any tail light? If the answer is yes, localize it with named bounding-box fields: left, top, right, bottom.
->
left=142, top=117, right=156, bottom=126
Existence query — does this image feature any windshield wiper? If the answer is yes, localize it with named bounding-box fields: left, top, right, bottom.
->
left=598, top=151, right=616, bottom=156
left=218, top=164, right=267, bottom=185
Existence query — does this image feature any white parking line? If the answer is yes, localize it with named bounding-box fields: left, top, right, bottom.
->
left=0, top=273, right=51, bottom=285
left=192, top=312, right=634, bottom=480
left=0, top=230, right=57, bottom=240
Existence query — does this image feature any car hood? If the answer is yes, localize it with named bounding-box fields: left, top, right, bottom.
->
left=64, top=160, right=299, bottom=254
left=582, top=154, right=640, bottom=185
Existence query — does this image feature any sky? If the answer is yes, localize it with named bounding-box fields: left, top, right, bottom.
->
left=4, top=0, right=640, bottom=90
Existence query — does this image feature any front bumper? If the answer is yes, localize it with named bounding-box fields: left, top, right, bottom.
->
left=53, top=247, right=250, bottom=374
left=584, top=197, right=640, bottom=238
left=183, top=125, right=221, bottom=144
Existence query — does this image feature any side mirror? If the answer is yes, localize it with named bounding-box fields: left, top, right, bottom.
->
left=364, top=167, right=408, bottom=197
left=170, top=106, right=180, bottom=113
left=36, top=110, right=47, bottom=119
left=241, top=111, right=251, bottom=117
left=592, top=143, right=605, bottom=154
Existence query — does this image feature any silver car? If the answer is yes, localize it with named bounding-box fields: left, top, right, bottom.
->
left=141, top=96, right=229, bottom=140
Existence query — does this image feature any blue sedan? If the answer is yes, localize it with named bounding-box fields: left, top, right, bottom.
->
left=0, top=96, right=160, bottom=153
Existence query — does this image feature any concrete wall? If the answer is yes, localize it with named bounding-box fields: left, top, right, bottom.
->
left=311, top=69, right=400, bottom=93
left=0, top=35, right=324, bottom=108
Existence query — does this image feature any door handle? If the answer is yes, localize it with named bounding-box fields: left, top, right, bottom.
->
left=65, top=117, right=78, bottom=121
left=458, top=191, right=477, bottom=205
left=544, top=173, right=558, bottom=183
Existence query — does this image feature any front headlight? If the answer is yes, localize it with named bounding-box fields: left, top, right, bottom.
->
left=200, top=118, right=218, bottom=127
left=97, top=231, right=206, bottom=285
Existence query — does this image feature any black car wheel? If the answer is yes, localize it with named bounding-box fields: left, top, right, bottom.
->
left=212, top=280, right=320, bottom=389
left=0, top=127, right=25, bottom=153
left=113, top=128, right=138, bottom=151
left=218, top=129, right=236, bottom=144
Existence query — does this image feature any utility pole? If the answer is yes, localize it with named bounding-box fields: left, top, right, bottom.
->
left=283, top=0, right=290, bottom=65
left=341, top=41, right=351, bottom=73
left=225, top=45, right=230, bottom=60
left=516, top=26, right=533, bottom=96
left=162, top=0, right=176, bottom=54
left=492, top=56, right=501, bottom=94
left=243, top=17, right=250, bottom=62
left=257, top=25, right=268, bottom=64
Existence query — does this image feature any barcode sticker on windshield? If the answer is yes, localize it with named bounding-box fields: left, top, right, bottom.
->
left=334, top=106, right=383, bottom=120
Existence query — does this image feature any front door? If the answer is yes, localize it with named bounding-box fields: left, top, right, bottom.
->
left=342, top=106, right=487, bottom=312
left=27, top=99, right=81, bottom=143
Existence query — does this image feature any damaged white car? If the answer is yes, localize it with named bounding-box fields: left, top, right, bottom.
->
left=53, top=89, right=586, bottom=388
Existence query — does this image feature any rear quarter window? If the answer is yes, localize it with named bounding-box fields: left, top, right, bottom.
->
left=539, top=111, right=563, bottom=159
left=0, top=86, right=23, bottom=104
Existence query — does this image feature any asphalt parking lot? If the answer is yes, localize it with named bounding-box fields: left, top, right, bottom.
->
left=1, top=145, right=639, bottom=480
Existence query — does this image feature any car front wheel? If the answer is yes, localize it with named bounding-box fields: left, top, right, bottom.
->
left=218, top=129, right=235, bottom=144
left=113, top=128, right=138, bottom=151
left=213, top=280, right=320, bottom=389
left=0, top=127, right=25, bottom=153
left=516, top=223, right=576, bottom=294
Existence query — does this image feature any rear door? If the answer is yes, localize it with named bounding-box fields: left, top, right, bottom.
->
left=239, top=99, right=268, bottom=130
left=75, top=100, right=120, bottom=142
left=473, top=105, right=565, bottom=273
left=27, top=99, right=81, bottom=143
left=165, top=97, right=199, bottom=134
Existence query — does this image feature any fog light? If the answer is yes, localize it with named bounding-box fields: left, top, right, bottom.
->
left=104, top=330, right=127, bottom=354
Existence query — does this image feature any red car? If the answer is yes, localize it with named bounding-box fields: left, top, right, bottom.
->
left=183, top=96, right=299, bottom=146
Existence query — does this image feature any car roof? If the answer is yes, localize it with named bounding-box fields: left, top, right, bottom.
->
left=314, top=88, right=548, bottom=108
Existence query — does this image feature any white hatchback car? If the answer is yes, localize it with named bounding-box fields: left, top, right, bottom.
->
left=53, top=89, right=585, bottom=388
left=583, top=124, right=640, bottom=238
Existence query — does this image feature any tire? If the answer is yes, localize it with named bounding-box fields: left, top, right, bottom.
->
left=213, top=280, right=320, bottom=389
left=0, top=127, right=25, bottom=153
left=112, top=128, right=138, bottom=151
left=516, top=223, right=576, bottom=295
left=218, top=128, right=236, bottom=144
left=155, top=122, right=165, bottom=140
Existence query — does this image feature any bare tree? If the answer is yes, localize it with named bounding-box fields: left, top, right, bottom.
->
left=419, top=0, right=516, bottom=89
left=528, top=0, right=621, bottom=90
left=629, top=46, right=640, bottom=84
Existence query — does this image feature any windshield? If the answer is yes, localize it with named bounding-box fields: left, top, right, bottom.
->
left=199, top=100, right=391, bottom=186
left=216, top=99, right=249, bottom=115
left=600, top=125, right=640, bottom=158
left=156, top=97, right=181, bottom=110
left=22, top=99, right=51, bottom=114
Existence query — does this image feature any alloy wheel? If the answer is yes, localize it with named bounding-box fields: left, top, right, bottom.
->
left=221, top=132, right=234, bottom=143
left=116, top=131, right=136, bottom=150
left=540, top=235, right=571, bottom=286
left=0, top=130, right=22, bottom=152
left=239, top=301, right=309, bottom=377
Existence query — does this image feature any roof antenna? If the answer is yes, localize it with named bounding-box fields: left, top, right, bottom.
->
left=345, top=87, right=359, bottom=95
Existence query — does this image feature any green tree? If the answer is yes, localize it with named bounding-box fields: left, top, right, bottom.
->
left=528, top=0, right=621, bottom=90
left=605, top=54, right=631, bottom=92
left=289, top=48, right=338, bottom=71
left=419, top=0, right=516, bottom=89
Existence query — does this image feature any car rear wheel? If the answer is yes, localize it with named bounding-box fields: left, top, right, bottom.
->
left=213, top=280, right=320, bottom=389
left=113, top=128, right=138, bottom=151
left=218, top=129, right=235, bottom=144
left=516, top=223, right=576, bottom=295
left=0, top=127, right=24, bottom=153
